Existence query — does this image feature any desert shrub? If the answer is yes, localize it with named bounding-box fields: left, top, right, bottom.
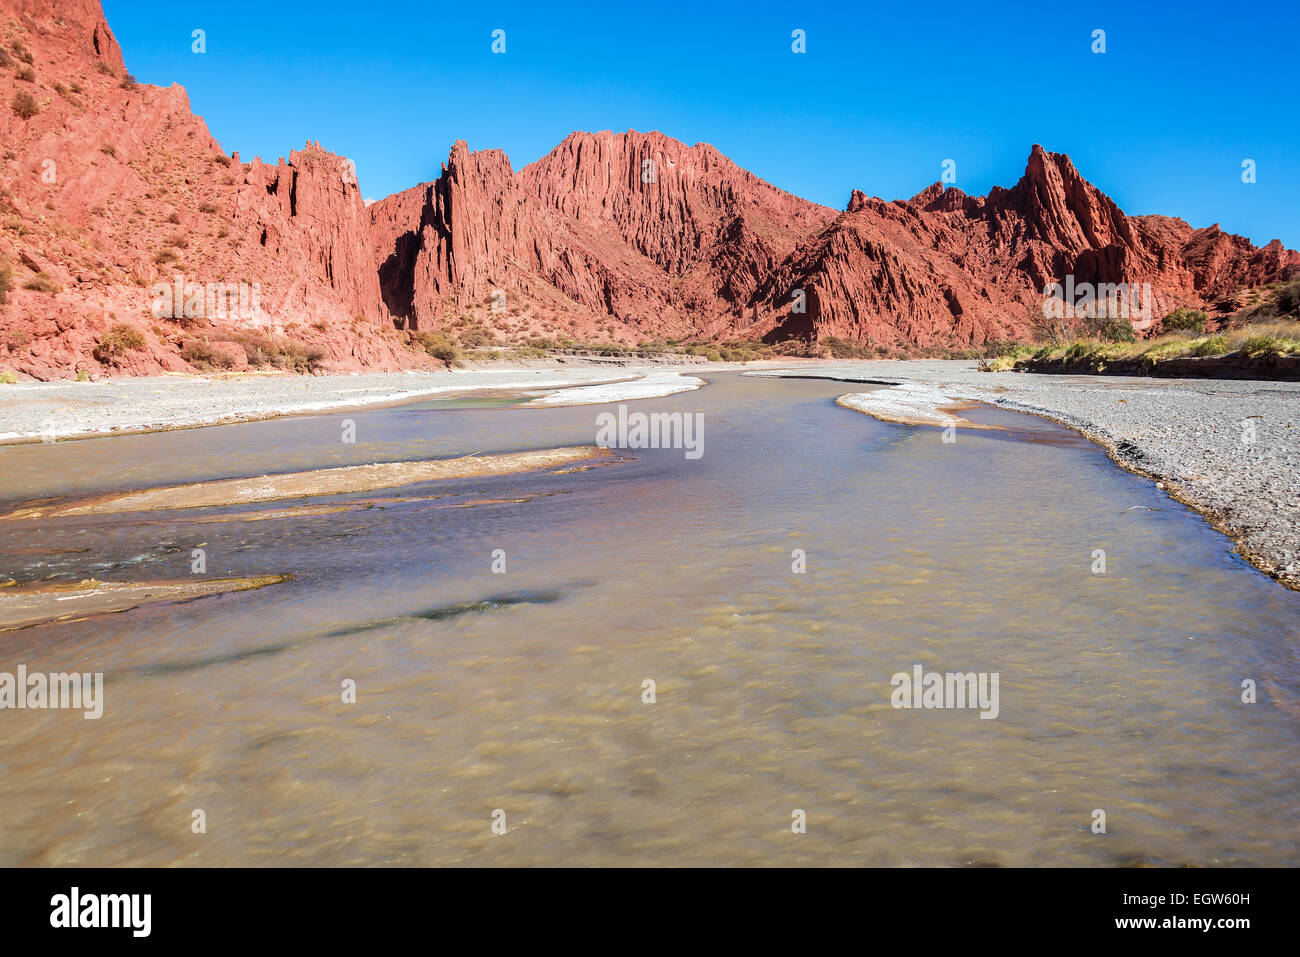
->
left=821, top=335, right=874, bottom=359
left=224, top=331, right=325, bottom=373
left=458, top=325, right=496, bottom=349
left=415, top=331, right=459, bottom=363
left=165, top=211, right=181, bottom=225
left=0, top=47, right=11, bottom=69
left=96, top=61, right=115, bottom=76
left=153, top=249, right=178, bottom=265
left=0, top=258, right=11, bottom=305
left=180, top=338, right=231, bottom=370
left=23, top=273, right=60, bottom=293
left=70, top=80, right=83, bottom=94
left=212, top=154, right=232, bottom=167
left=979, top=355, right=1019, bottom=372
left=119, top=73, right=137, bottom=91
left=1083, top=315, right=1136, bottom=343
left=10, top=42, right=33, bottom=65
left=16, top=66, right=34, bottom=82
left=92, top=322, right=146, bottom=362
left=198, top=201, right=219, bottom=214
left=1191, top=335, right=1230, bottom=357
left=1274, top=279, right=1300, bottom=318
left=1162, top=307, right=1209, bottom=334
left=11, top=91, right=38, bottom=119
left=0, top=370, right=17, bottom=384
left=1240, top=333, right=1300, bottom=359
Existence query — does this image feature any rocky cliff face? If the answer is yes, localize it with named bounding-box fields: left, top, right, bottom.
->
left=369, top=131, right=836, bottom=341
left=0, top=0, right=413, bottom=378
left=2, top=0, right=1296, bottom=379
left=750, top=146, right=1300, bottom=347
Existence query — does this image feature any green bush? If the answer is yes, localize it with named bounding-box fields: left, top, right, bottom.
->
left=1162, top=307, right=1209, bottom=333
left=1191, top=335, right=1230, bottom=357
left=0, top=371, right=17, bottom=385
left=414, top=331, right=459, bottom=363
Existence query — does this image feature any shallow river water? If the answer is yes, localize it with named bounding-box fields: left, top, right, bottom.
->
left=0, top=372, right=1296, bottom=865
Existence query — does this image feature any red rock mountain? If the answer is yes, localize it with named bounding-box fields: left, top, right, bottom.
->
left=2, top=0, right=1296, bottom=378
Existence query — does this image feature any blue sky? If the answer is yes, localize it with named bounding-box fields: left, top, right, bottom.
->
left=103, top=0, right=1298, bottom=248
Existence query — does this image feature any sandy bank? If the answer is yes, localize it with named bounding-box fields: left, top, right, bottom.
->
left=834, top=382, right=997, bottom=430
left=3, top=446, right=609, bottom=518
left=0, top=363, right=717, bottom=444
left=0, top=576, right=290, bottom=632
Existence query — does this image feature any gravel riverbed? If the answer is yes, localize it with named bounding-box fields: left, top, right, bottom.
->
left=751, top=360, right=1300, bottom=590
left=2, top=358, right=1296, bottom=589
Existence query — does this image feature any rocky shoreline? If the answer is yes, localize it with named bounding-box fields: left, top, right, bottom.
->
left=750, top=361, right=1300, bottom=591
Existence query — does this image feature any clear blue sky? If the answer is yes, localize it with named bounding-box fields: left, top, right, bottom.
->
left=104, top=0, right=1298, bottom=248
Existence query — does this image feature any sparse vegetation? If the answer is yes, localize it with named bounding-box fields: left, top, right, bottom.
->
left=92, top=322, right=146, bottom=362
left=821, top=336, right=876, bottom=359
left=96, top=61, right=115, bottom=76
left=11, top=90, right=38, bottom=119
left=23, top=273, right=60, bottom=293
left=1162, top=306, right=1209, bottom=334
left=223, top=331, right=326, bottom=373
left=414, top=331, right=460, bottom=364
left=0, top=257, right=11, bottom=305
left=1275, top=279, right=1300, bottom=318
left=119, top=73, right=137, bottom=91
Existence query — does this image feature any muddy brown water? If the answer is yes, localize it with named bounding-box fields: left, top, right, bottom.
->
left=0, top=373, right=1296, bottom=865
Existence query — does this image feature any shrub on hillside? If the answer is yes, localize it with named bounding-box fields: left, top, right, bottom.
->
left=1274, top=279, right=1300, bottom=318
left=11, top=91, right=38, bottom=119
left=1162, top=307, right=1209, bottom=334
left=23, top=273, right=60, bottom=293
left=93, top=323, right=146, bottom=362
left=415, top=332, right=460, bottom=364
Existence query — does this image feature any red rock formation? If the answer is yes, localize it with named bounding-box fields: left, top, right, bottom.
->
left=2, top=0, right=1296, bottom=378
left=370, top=131, right=836, bottom=341
left=751, top=146, right=1300, bottom=347
left=0, top=0, right=415, bottom=379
